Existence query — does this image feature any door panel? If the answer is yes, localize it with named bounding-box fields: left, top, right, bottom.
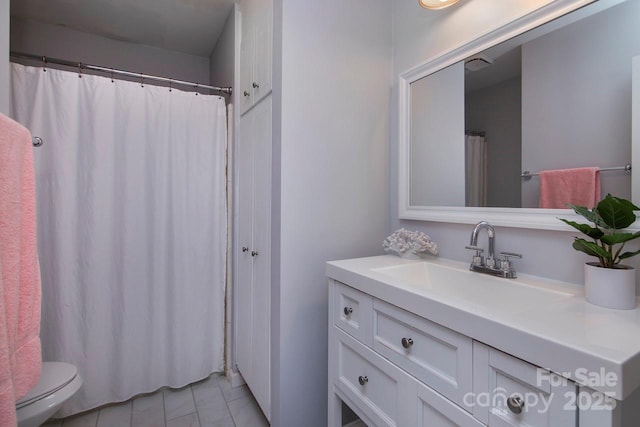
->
left=236, top=111, right=254, bottom=379
left=249, top=97, right=271, bottom=419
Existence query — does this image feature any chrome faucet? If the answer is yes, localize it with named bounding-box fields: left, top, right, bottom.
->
left=465, top=221, right=522, bottom=278
left=469, top=221, right=496, bottom=267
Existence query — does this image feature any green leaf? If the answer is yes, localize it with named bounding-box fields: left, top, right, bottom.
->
left=567, top=204, right=605, bottom=227
left=600, top=231, right=640, bottom=245
left=559, top=219, right=604, bottom=239
left=596, top=194, right=638, bottom=229
left=572, top=238, right=612, bottom=260
left=611, top=194, right=640, bottom=211
left=619, top=249, right=640, bottom=260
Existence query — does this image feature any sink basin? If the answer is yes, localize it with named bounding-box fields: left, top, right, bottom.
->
left=371, top=260, right=575, bottom=312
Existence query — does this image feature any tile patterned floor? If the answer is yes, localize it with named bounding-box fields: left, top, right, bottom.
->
left=43, top=375, right=269, bottom=427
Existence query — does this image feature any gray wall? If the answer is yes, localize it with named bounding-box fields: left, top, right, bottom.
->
left=465, top=76, right=522, bottom=208
left=521, top=0, right=640, bottom=207
left=10, top=17, right=210, bottom=87
left=272, top=0, right=391, bottom=424
left=0, top=0, right=9, bottom=115
left=209, top=5, right=236, bottom=101
left=411, top=62, right=465, bottom=206
left=390, top=0, right=630, bottom=287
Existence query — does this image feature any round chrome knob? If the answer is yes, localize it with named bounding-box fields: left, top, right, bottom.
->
left=401, top=337, right=414, bottom=349
left=252, top=82, right=260, bottom=89
left=358, top=376, right=368, bottom=386
left=343, top=307, right=353, bottom=316
left=244, top=91, right=250, bottom=97
left=251, top=251, right=259, bottom=257
left=242, top=247, right=249, bottom=252
left=507, top=396, right=525, bottom=414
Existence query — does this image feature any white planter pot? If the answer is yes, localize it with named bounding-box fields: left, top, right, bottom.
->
left=584, top=262, right=637, bottom=310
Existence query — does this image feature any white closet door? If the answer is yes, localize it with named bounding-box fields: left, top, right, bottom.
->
left=250, top=96, right=271, bottom=419
left=235, top=96, right=271, bottom=421
left=236, top=108, right=254, bottom=380
left=632, top=56, right=640, bottom=204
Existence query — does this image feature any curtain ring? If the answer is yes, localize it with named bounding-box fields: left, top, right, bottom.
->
left=169, top=80, right=172, bottom=92
left=194, top=83, right=199, bottom=95
left=78, top=62, right=83, bottom=78
left=42, top=56, right=47, bottom=72
left=140, top=74, right=144, bottom=88
left=110, top=69, right=114, bottom=83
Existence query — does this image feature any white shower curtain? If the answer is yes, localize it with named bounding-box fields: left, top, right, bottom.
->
left=465, top=134, right=487, bottom=207
left=10, top=64, right=227, bottom=416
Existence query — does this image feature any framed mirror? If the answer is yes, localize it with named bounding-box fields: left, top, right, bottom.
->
left=398, top=0, right=640, bottom=230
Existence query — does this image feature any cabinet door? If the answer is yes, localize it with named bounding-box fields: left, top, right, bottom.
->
left=249, top=96, right=271, bottom=419
left=251, top=0, right=272, bottom=104
left=239, top=30, right=253, bottom=114
left=633, top=56, right=640, bottom=203
left=239, top=0, right=255, bottom=115
left=235, top=97, right=272, bottom=420
left=236, top=110, right=254, bottom=378
left=473, top=342, right=577, bottom=427
left=239, top=0, right=272, bottom=115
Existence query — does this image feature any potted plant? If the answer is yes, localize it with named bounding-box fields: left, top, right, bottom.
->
left=560, top=194, right=640, bottom=309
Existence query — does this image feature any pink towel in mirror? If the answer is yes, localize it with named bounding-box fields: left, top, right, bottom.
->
left=538, top=167, right=601, bottom=209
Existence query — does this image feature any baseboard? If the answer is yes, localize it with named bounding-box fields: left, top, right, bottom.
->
left=225, top=367, right=246, bottom=388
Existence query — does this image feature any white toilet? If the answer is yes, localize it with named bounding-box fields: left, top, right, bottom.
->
left=16, top=362, right=82, bottom=427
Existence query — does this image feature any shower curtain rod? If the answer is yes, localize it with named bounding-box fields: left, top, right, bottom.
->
left=10, top=51, right=233, bottom=95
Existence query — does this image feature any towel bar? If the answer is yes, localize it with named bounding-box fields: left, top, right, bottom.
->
left=521, top=164, right=631, bottom=181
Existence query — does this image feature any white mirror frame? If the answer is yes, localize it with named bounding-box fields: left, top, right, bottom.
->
left=398, top=0, right=638, bottom=231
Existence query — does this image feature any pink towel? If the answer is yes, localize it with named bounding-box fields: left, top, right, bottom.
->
left=0, top=114, right=42, bottom=426
left=539, top=167, right=601, bottom=209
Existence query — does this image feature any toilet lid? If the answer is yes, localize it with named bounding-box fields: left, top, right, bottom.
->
left=16, top=362, right=78, bottom=409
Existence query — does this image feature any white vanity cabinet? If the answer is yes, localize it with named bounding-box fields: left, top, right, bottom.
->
left=327, top=256, right=640, bottom=427
left=328, top=279, right=578, bottom=427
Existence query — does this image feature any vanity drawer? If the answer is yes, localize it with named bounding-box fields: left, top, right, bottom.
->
left=372, top=299, right=473, bottom=410
left=332, top=281, right=373, bottom=345
left=417, top=381, right=484, bottom=427
left=334, top=328, right=416, bottom=427
left=473, top=342, right=577, bottom=427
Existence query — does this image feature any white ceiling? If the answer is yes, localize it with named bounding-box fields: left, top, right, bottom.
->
left=10, top=0, right=236, bottom=57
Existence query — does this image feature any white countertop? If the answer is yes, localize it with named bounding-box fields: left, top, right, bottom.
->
left=326, top=255, right=640, bottom=400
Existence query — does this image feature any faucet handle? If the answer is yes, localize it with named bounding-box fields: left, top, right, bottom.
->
left=498, top=251, right=522, bottom=273
left=465, top=245, right=484, bottom=266
left=499, top=251, right=522, bottom=260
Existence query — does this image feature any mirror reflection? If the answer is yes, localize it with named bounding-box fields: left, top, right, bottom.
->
left=409, top=0, right=640, bottom=209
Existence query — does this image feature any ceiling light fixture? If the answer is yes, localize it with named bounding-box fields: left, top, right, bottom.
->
left=418, top=0, right=461, bottom=10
